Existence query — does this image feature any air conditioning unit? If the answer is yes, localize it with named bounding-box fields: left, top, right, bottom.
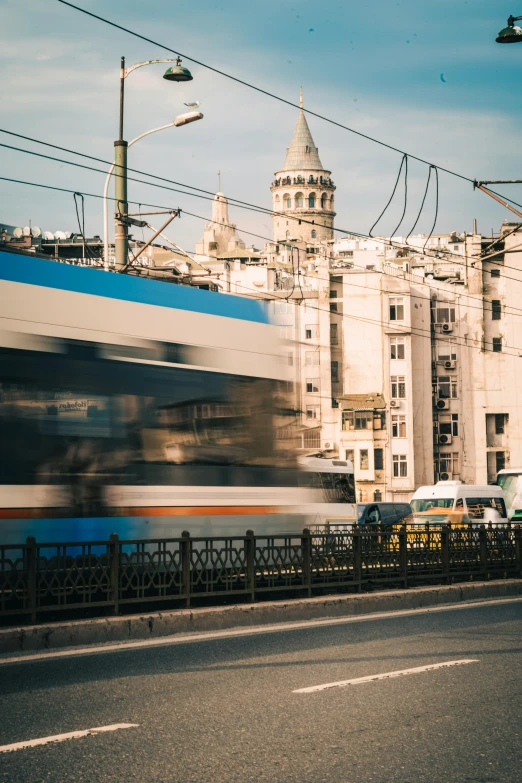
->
left=444, top=360, right=457, bottom=370
left=322, top=441, right=336, bottom=451
left=439, top=472, right=452, bottom=481
left=389, top=399, right=401, bottom=408
left=440, top=323, right=453, bottom=333
left=438, top=434, right=453, bottom=445
left=436, top=398, right=450, bottom=410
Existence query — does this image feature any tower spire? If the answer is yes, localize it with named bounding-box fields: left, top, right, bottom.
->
left=299, top=86, right=303, bottom=110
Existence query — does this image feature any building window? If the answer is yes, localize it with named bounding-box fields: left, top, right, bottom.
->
left=304, top=429, right=320, bottom=449
left=279, top=325, right=293, bottom=340
left=330, top=303, right=338, bottom=313
left=342, top=411, right=373, bottom=430
left=321, top=193, right=327, bottom=208
left=311, top=229, right=316, bottom=238
left=274, top=301, right=290, bottom=314
left=435, top=376, right=457, bottom=399
left=438, top=452, right=459, bottom=476
left=306, top=378, right=319, bottom=394
left=305, top=325, right=318, bottom=340
left=287, top=352, right=294, bottom=367
left=392, top=414, right=407, bottom=438
left=282, top=380, right=294, bottom=393
left=374, top=448, right=384, bottom=471
left=389, top=296, right=405, bottom=321
left=438, top=413, right=459, bottom=436
left=496, top=451, right=506, bottom=472
left=390, top=337, right=405, bottom=360
left=391, top=375, right=406, bottom=399
left=339, top=250, right=353, bottom=258
left=295, top=193, right=303, bottom=208
left=436, top=339, right=457, bottom=361
left=329, top=289, right=338, bottom=299
left=492, top=300, right=502, bottom=320
left=309, top=195, right=316, bottom=208
left=360, top=449, right=369, bottom=470
left=374, top=489, right=383, bottom=501
left=345, top=449, right=354, bottom=464
left=491, top=268, right=501, bottom=278
left=330, top=323, right=338, bottom=345
left=306, top=405, right=320, bottom=420
left=305, top=351, right=320, bottom=366
left=495, top=413, right=507, bottom=434
left=492, top=337, right=502, bottom=353
left=331, top=361, right=339, bottom=384
left=434, top=303, right=456, bottom=324
left=393, top=454, right=408, bottom=477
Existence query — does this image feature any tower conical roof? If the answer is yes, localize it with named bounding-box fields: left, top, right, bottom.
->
left=280, top=92, right=324, bottom=171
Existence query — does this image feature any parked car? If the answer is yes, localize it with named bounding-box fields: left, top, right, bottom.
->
left=356, top=502, right=412, bottom=529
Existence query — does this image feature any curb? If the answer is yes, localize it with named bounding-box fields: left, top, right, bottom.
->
left=1, top=579, right=521, bottom=655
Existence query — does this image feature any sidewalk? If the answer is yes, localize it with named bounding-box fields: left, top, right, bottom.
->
left=1, top=579, right=521, bottom=657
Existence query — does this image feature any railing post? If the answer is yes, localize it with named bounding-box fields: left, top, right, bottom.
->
left=399, top=523, right=408, bottom=589
left=26, top=536, right=37, bottom=624
left=514, top=525, right=522, bottom=575
left=353, top=527, right=362, bottom=592
left=441, top=525, right=450, bottom=584
left=181, top=531, right=191, bottom=608
left=109, top=533, right=119, bottom=615
left=245, top=529, right=256, bottom=602
left=479, top=524, right=488, bottom=580
left=301, top=528, right=312, bottom=598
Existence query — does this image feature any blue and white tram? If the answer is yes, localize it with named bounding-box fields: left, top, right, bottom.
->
left=0, top=251, right=355, bottom=544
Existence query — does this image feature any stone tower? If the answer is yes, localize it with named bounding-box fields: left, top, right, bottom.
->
left=271, top=89, right=336, bottom=244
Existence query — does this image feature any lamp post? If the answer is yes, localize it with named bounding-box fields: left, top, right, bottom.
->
left=114, top=56, right=193, bottom=271
left=104, top=111, right=203, bottom=271
left=496, top=14, right=522, bottom=43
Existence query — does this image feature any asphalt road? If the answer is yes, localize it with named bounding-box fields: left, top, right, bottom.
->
left=0, top=599, right=521, bottom=783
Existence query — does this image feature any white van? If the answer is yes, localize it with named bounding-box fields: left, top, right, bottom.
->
left=410, top=480, right=508, bottom=525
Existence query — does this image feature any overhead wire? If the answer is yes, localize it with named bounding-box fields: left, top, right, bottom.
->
left=55, top=0, right=476, bottom=186
left=2, top=171, right=522, bottom=322
left=1, top=173, right=521, bottom=361
left=2, top=133, right=522, bottom=280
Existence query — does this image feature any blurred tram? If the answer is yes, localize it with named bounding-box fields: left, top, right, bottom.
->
left=0, top=251, right=355, bottom=544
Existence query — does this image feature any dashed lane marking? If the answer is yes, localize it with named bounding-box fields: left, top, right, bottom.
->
left=0, top=723, right=139, bottom=753
left=293, top=659, right=480, bottom=693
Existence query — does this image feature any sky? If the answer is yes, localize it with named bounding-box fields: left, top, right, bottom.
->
left=1, top=0, right=522, bottom=251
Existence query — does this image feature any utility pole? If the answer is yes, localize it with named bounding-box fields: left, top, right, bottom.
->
left=114, top=56, right=129, bottom=272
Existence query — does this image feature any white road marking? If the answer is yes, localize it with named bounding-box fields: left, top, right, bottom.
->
left=293, top=659, right=480, bottom=693
left=0, top=723, right=139, bottom=753
left=1, top=596, right=520, bottom=666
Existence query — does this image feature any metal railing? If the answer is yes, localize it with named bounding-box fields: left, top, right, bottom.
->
left=1, top=524, right=520, bottom=623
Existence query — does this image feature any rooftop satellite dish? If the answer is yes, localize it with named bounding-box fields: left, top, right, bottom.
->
left=13, top=227, right=23, bottom=238
left=23, top=226, right=31, bottom=236
left=54, top=231, right=67, bottom=240
left=31, top=226, right=41, bottom=238
left=43, top=231, right=55, bottom=240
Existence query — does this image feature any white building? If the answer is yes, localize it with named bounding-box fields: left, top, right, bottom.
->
left=186, top=101, right=522, bottom=500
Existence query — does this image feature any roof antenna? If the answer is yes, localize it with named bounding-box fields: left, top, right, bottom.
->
left=218, top=169, right=221, bottom=193
left=299, top=86, right=303, bottom=110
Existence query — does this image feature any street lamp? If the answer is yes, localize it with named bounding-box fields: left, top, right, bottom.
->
left=496, top=14, right=522, bottom=43
left=103, top=111, right=203, bottom=270
left=113, top=56, right=194, bottom=271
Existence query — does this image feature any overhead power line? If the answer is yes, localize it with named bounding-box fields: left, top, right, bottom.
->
left=3, top=129, right=522, bottom=279
left=2, top=167, right=522, bottom=321
left=56, top=0, right=477, bottom=185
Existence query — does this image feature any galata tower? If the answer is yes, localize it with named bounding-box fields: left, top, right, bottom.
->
left=271, top=88, right=336, bottom=244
